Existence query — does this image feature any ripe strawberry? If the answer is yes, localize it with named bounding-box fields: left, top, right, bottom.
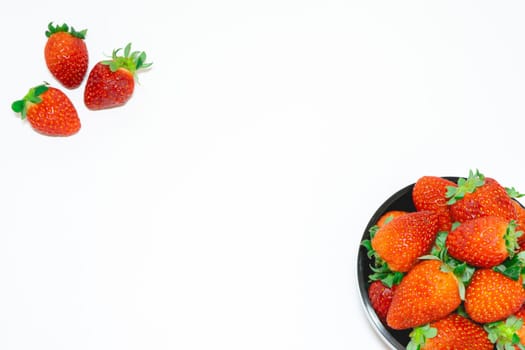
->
left=368, top=280, right=397, bottom=323
left=44, top=22, right=88, bottom=89
left=465, top=269, right=525, bottom=323
left=447, top=170, right=517, bottom=223
left=11, top=84, right=80, bottom=136
left=376, top=210, right=407, bottom=228
left=407, top=314, right=492, bottom=350
left=84, top=43, right=152, bottom=110
left=446, top=216, right=521, bottom=268
left=371, top=211, right=439, bottom=272
left=386, top=260, right=461, bottom=329
left=413, top=176, right=456, bottom=232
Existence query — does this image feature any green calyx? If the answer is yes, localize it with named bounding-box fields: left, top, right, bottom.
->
left=494, top=250, right=525, bottom=282
left=361, top=223, right=404, bottom=288
left=446, top=169, right=485, bottom=205
left=11, top=83, right=49, bottom=119
left=420, top=231, right=475, bottom=300
left=45, top=22, right=87, bottom=39
left=101, top=43, right=153, bottom=79
left=485, top=316, right=525, bottom=350
left=507, top=186, right=525, bottom=199
left=407, top=324, right=438, bottom=350
left=505, top=220, right=523, bottom=258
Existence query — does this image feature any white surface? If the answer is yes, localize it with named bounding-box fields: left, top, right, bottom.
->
left=1, top=1, right=525, bottom=349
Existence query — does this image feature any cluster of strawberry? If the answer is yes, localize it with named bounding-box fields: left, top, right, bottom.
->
left=11, top=22, right=152, bottom=136
left=362, top=170, right=525, bottom=349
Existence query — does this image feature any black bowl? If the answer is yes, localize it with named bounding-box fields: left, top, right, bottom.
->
left=356, top=177, right=459, bottom=349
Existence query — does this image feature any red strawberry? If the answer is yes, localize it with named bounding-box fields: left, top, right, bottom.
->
left=464, top=268, right=525, bottom=323
left=446, top=216, right=521, bottom=268
left=368, top=280, right=397, bottom=323
left=371, top=211, right=439, bottom=272
left=407, top=314, right=492, bottom=350
left=413, top=176, right=456, bottom=232
left=44, top=22, right=88, bottom=89
left=447, top=170, right=517, bottom=223
left=11, top=84, right=80, bottom=136
left=84, top=43, right=152, bottom=110
left=376, top=210, right=407, bottom=228
left=386, top=259, right=461, bottom=329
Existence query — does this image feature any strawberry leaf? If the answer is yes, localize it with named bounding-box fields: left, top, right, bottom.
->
left=11, top=83, right=49, bottom=119
left=485, top=316, right=525, bottom=350
left=446, top=169, right=485, bottom=205
left=407, top=324, right=437, bottom=350
left=493, top=251, right=525, bottom=281
left=507, top=187, right=525, bottom=199
left=45, top=22, right=87, bottom=39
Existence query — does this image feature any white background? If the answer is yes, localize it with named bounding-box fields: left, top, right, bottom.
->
left=1, top=1, right=525, bottom=349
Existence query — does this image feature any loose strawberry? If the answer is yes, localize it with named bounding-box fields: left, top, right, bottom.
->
left=447, top=169, right=517, bottom=223
left=407, top=314, right=492, bottom=350
left=386, top=259, right=461, bottom=330
left=84, top=43, right=152, bottom=110
left=11, top=84, right=80, bottom=136
left=44, top=22, right=88, bottom=89
left=413, top=176, right=456, bottom=232
left=368, top=280, right=397, bottom=323
left=465, top=268, right=525, bottom=324
left=446, top=216, right=522, bottom=268
left=371, top=211, right=439, bottom=272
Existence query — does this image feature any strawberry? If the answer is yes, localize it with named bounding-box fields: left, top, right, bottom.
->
left=44, top=22, right=88, bottom=89
left=407, top=314, right=492, bottom=350
left=446, top=216, right=521, bottom=268
left=447, top=169, right=517, bottom=223
left=465, top=268, right=525, bottom=324
left=376, top=210, right=407, bottom=228
left=11, top=84, right=80, bottom=136
left=386, top=259, right=461, bottom=330
left=413, top=176, right=456, bottom=232
left=368, top=280, right=397, bottom=323
left=371, top=211, right=439, bottom=272
left=84, top=43, right=152, bottom=110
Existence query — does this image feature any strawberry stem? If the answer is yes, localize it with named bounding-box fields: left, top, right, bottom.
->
left=11, top=83, right=49, bottom=119
left=446, top=169, right=485, bottom=205
left=45, top=22, right=87, bottom=39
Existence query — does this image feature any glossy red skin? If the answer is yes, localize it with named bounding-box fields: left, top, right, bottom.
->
left=412, top=176, right=456, bottom=232
left=84, top=62, right=134, bottom=110
left=465, top=269, right=525, bottom=324
left=368, top=281, right=397, bottom=323
left=446, top=216, right=510, bottom=268
left=27, top=87, right=80, bottom=136
left=450, top=178, right=517, bottom=223
left=371, top=211, right=439, bottom=272
left=423, top=314, right=493, bottom=350
left=386, top=260, right=461, bottom=330
left=45, top=32, right=88, bottom=89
